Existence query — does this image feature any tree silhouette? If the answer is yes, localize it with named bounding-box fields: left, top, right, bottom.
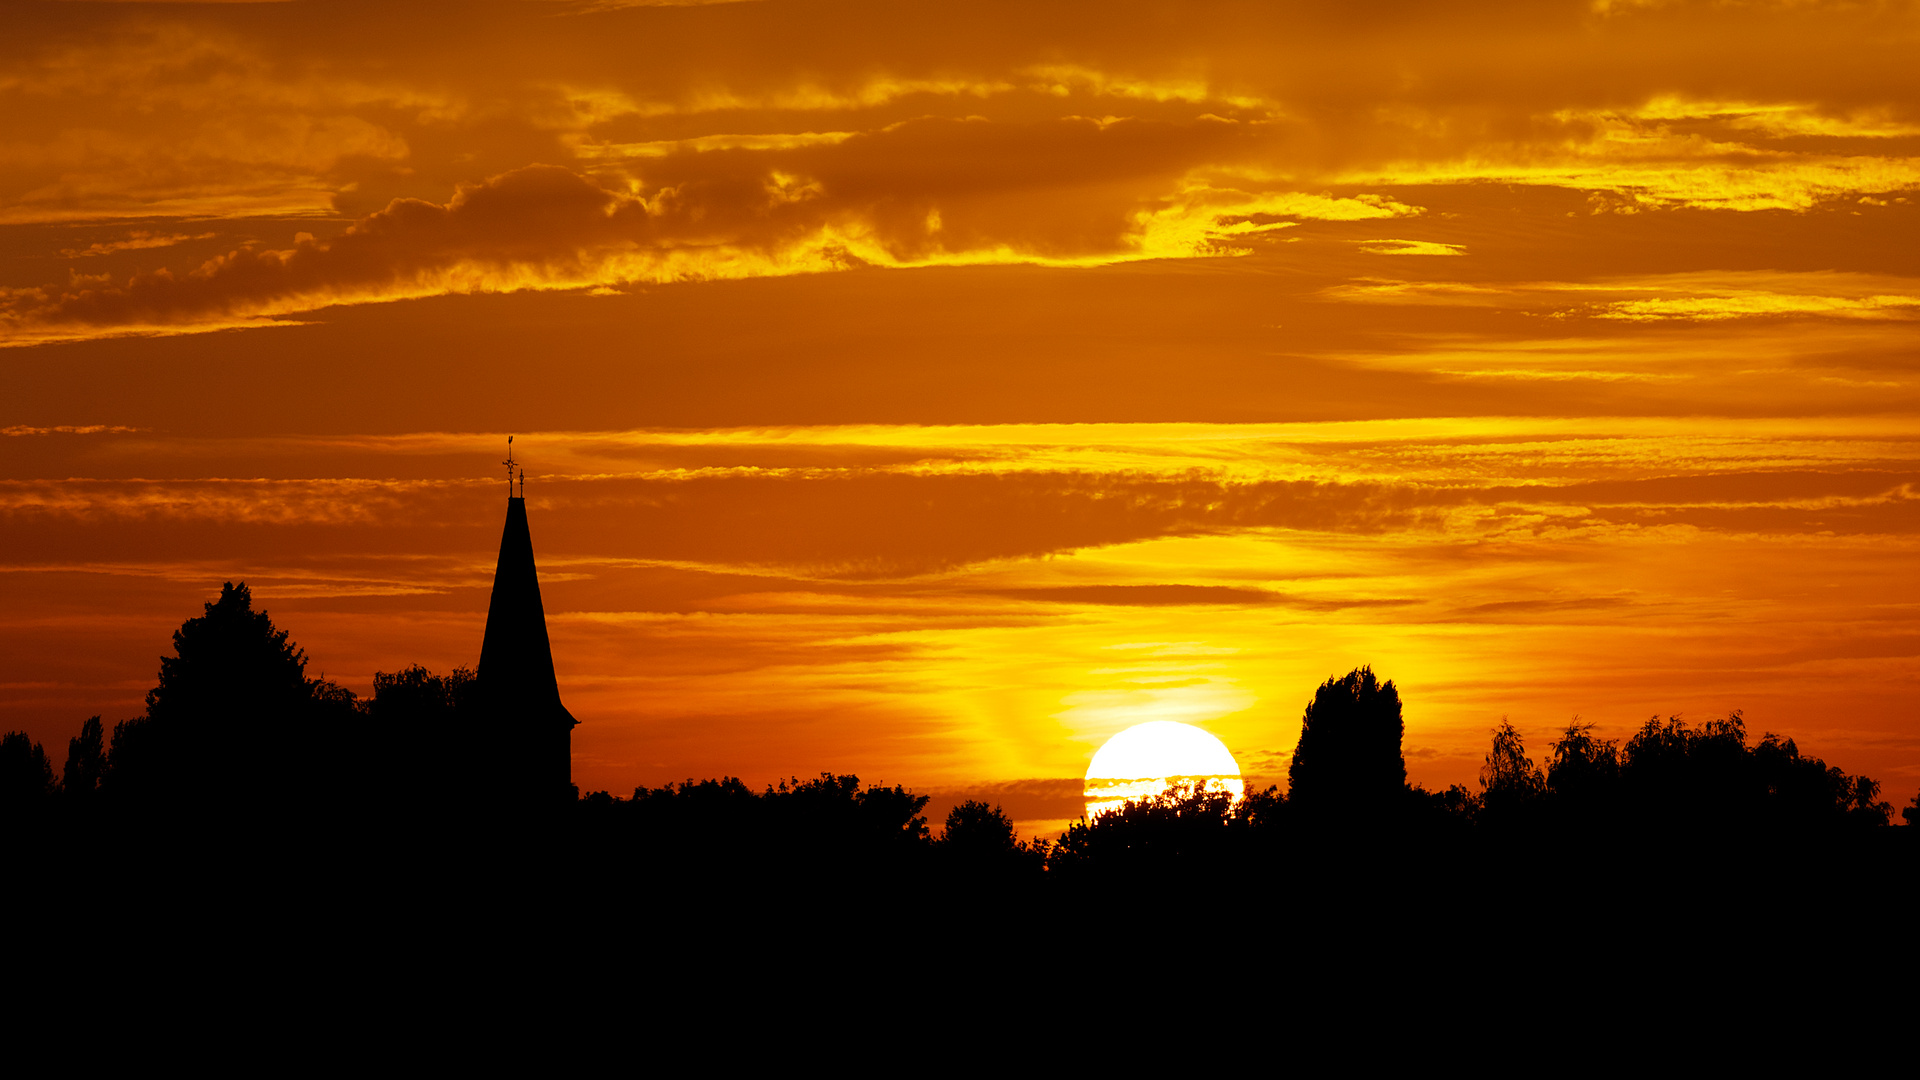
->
left=1608, top=712, right=1889, bottom=831
left=1048, top=782, right=1281, bottom=876
left=940, top=799, right=1015, bottom=848
left=1478, top=718, right=1546, bottom=828
left=367, top=664, right=477, bottom=807
left=1287, top=666, right=1407, bottom=823
left=148, top=583, right=310, bottom=726
left=761, top=773, right=931, bottom=860
left=0, top=731, right=56, bottom=819
left=102, top=582, right=357, bottom=815
left=1746, top=728, right=1890, bottom=830
left=1620, top=713, right=1749, bottom=828
left=15, top=572, right=1909, bottom=896
left=1405, top=781, right=1479, bottom=831
left=371, top=665, right=476, bottom=726
left=936, top=800, right=1049, bottom=874
left=574, top=772, right=934, bottom=883
left=1467, top=711, right=1892, bottom=835
left=62, top=716, right=106, bottom=805
left=1539, top=720, right=1619, bottom=831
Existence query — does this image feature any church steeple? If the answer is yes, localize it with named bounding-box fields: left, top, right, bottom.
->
left=476, top=440, right=577, bottom=806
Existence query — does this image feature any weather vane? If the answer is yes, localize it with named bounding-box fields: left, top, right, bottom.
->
left=504, top=435, right=515, bottom=497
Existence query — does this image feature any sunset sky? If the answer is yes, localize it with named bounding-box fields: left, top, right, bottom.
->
left=5, top=0, right=1919, bottom=834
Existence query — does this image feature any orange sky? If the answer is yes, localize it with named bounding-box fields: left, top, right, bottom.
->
left=4, top=0, right=1919, bottom=835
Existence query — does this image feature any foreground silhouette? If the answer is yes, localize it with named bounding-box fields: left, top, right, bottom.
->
left=12, top=583, right=363, bottom=826
left=3, top=590, right=1914, bottom=915
left=475, top=490, right=578, bottom=810
left=6, top=589, right=1918, bottom=1018
left=1287, top=666, right=1407, bottom=828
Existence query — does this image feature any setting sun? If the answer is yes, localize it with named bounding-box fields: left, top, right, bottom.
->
left=1083, top=721, right=1245, bottom=819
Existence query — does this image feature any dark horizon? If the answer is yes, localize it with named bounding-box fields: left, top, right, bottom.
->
left=8, top=568, right=1908, bottom=846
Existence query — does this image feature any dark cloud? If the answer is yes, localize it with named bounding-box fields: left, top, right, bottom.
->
left=8, top=167, right=640, bottom=329
left=2, top=113, right=1268, bottom=332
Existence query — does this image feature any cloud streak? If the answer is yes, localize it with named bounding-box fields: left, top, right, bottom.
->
left=10, top=423, right=1920, bottom=581
left=2, top=127, right=1421, bottom=339
left=59, top=232, right=217, bottom=258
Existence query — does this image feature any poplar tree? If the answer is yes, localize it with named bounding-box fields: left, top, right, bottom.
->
left=1287, top=666, right=1407, bottom=822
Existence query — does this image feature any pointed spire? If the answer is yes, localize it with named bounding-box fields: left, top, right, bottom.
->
left=477, top=450, right=576, bottom=806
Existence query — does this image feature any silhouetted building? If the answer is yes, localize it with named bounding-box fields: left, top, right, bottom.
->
left=476, top=488, right=578, bottom=808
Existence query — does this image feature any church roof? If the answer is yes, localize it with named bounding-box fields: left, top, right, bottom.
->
left=477, top=496, right=577, bottom=729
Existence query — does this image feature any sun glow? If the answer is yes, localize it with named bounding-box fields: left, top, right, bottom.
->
left=1082, top=720, right=1245, bottom=819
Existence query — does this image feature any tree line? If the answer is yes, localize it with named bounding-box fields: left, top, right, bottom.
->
left=3, top=583, right=1914, bottom=878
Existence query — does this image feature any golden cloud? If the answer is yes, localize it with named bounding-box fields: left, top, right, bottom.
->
left=1359, top=239, right=1465, bottom=256
left=1323, top=271, right=1920, bottom=323
left=1590, top=294, right=1920, bottom=321
left=58, top=231, right=218, bottom=258
left=14, top=419, right=1920, bottom=580
left=1, top=127, right=1426, bottom=340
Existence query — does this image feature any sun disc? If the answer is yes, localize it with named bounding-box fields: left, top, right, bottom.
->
left=1083, top=720, right=1244, bottom=819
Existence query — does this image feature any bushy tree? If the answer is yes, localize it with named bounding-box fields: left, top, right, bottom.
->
left=1471, top=711, right=1891, bottom=834
left=103, top=582, right=357, bottom=812
left=762, top=773, right=931, bottom=855
left=1288, top=666, right=1406, bottom=823
left=936, top=800, right=1049, bottom=874
left=939, top=799, right=1015, bottom=850
left=1546, top=721, right=1618, bottom=793
left=1405, top=782, right=1479, bottom=831
left=0, top=731, right=56, bottom=819
left=625, top=776, right=763, bottom=839
left=147, top=582, right=310, bottom=729
left=1747, top=730, right=1891, bottom=830
left=1479, top=718, right=1545, bottom=827
left=576, top=772, right=933, bottom=881
left=1609, top=712, right=1890, bottom=830
left=1048, top=782, right=1279, bottom=875
left=1544, top=719, right=1619, bottom=827
left=1620, top=714, right=1749, bottom=825
left=368, top=664, right=477, bottom=804
left=61, top=716, right=107, bottom=805
left=370, top=665, right=475, bottom=726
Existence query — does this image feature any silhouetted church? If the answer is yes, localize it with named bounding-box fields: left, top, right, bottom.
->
left=476, top=452, right=577, bottom=807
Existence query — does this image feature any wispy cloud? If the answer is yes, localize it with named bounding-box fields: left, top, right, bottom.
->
left=1590, top=293, right=1920, bottom=321
left=58, top=231, right=217, bottom=258
left=1359, top=239, right=1465, bottom=256
left=2, top=424, right=142, bottom=436
left=2, top=149, right=1421, bottom=341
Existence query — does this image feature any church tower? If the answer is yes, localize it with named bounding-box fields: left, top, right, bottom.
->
left=476, top=439, right=577, bottom=806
